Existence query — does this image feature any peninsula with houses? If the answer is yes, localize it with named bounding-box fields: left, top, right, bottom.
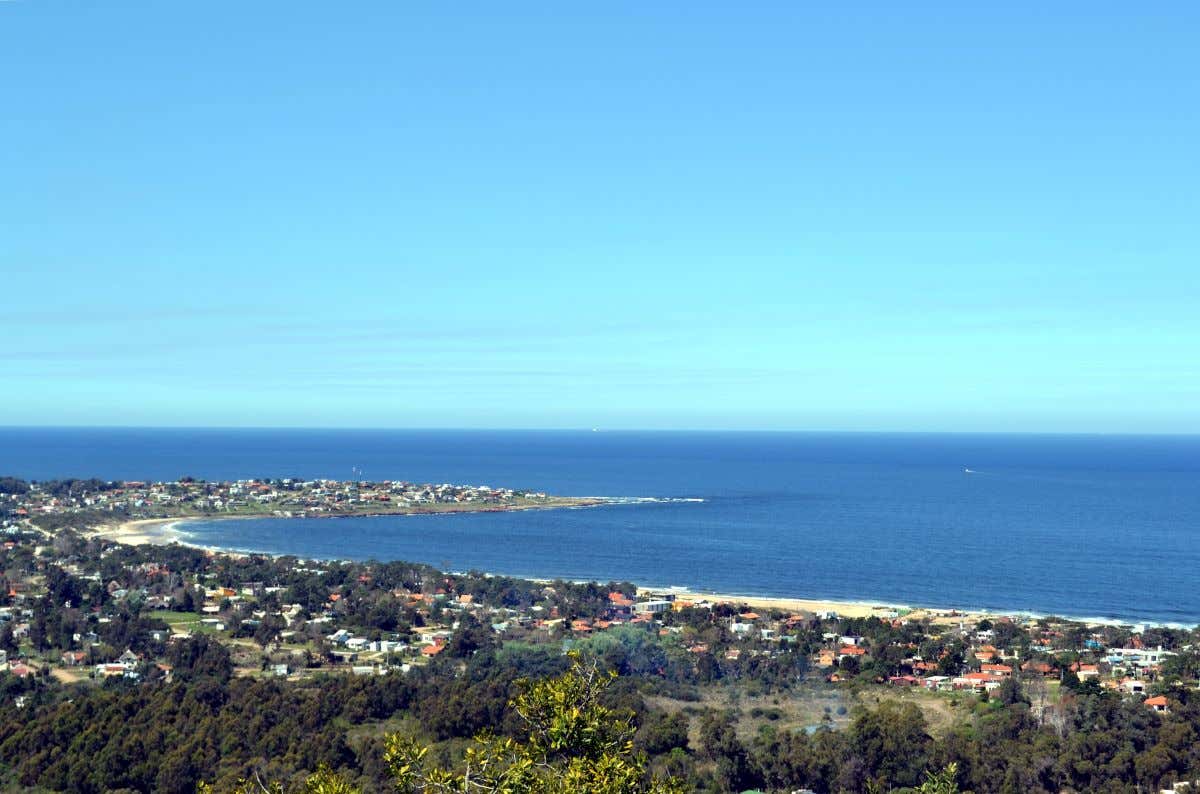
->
left=0, top=475, right=606, bottom=541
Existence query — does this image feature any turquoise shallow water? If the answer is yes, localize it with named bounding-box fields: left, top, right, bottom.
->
left=3, top=428, right=1198, bottom=624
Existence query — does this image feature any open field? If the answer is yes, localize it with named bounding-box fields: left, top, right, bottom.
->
left=148, top=609, right=223, bottom=635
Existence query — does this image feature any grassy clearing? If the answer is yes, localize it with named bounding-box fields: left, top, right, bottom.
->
left=51, top=668, right=91, bottom=684
left=148, top=609, right=221, bottom=634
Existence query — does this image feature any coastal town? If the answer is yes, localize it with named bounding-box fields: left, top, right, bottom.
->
left=1, top=477, right=1199, bottom=792
left=0, top=475, right=602, bottom=529
left=0, top=477, right=1195, bottom=712
left=0, top=536, right=1190, bottom=712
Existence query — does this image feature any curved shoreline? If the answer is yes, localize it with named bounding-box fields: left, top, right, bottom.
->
left=85, top=496, right=618, bottom=545
left=82, top=515, right=1197, bottom=629
left=88, top=517, right=190, bottom=546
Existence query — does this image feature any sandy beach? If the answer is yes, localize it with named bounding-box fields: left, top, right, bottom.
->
left=652, top=589, right=907, bottom=620
left=87, top=517, right=191, bottom=546
left=649, top=588, right=1032, bottom=627
left=82, top=519, right=1140, bottom=629
left=87, top=520, right=946, bottom=620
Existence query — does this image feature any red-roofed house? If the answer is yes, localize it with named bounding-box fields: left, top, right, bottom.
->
left=1022, top=661, right=1055, bottom=676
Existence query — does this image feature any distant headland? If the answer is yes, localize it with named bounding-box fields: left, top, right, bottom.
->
left=0, top=475, right=608, bottom=536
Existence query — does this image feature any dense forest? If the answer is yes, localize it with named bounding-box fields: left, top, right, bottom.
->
left=2, top=631, right=1199, bottom=792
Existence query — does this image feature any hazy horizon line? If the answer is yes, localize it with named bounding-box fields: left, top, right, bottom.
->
left=2, top=424, right=1198, bottom=438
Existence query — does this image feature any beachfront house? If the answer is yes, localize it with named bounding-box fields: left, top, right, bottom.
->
left=635, top=600, right=673, bottom=615
left=1108, top=646, right=1175, bottom=671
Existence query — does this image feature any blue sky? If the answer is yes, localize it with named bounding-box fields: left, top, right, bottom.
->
left=2, top=2, right=1197, bottom=432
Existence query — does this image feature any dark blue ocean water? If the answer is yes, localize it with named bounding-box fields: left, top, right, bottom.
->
left=2, top=428, right=1198, bottom=624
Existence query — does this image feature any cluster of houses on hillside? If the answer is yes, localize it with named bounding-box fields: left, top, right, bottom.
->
left=859, top=619, right=1185, bottom=713
left=558, top=591, right=1195, bottom=713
